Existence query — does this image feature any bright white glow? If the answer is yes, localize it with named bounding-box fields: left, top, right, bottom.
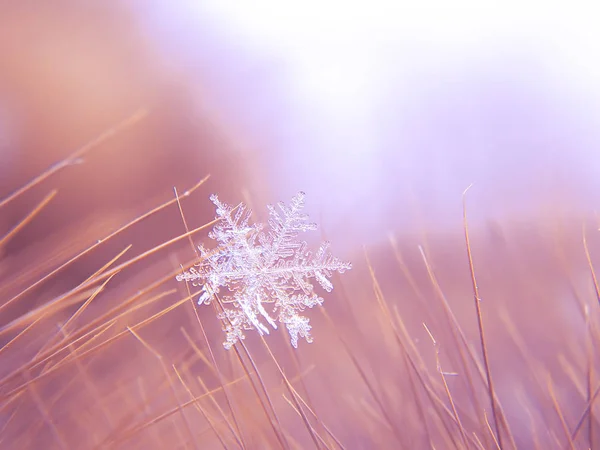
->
left=186, top=0, right=600, bottom=152
left=142, top=0, right=600, bottom=243
left=195, top=1, right=600, bottom=97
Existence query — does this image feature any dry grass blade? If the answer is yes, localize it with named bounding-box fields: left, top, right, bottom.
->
left=462, top=184, right=504, bottom=449
left=182, top=288, right=247, bottom=449
left=0, top=109, right=147, bottom=210
left=259, top=334, right=323, bottom=449
left=172, top=364, right=232, bottom=450
left=423, top=323, right=469, bottom=450
left=127, top=327, right=198, bottom=449
left=0, top=219, right=217, bottom=337
left=547, top=375, right=576, bottom=450
left=0, top=291, right=185, bottom=400
left=0, top=190, right=57, bottom=249
left=2, top=176, right=209, bottom=314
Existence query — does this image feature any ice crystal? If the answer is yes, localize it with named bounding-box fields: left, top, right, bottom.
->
left=176, top=192, right=351, bottom=349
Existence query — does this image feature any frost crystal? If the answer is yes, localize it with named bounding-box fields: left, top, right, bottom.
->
left=177, top=192, right=351, bottom=349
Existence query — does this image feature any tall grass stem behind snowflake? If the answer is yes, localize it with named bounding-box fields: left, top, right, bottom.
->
left=176, top=192, right=351, bottom=349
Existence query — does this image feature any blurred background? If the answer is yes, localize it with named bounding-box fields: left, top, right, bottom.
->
left=3, top=1, right=600, bottom=249
left=136, top=0, right=600, bottom=243
left=2, top=1, right=600, bottom=449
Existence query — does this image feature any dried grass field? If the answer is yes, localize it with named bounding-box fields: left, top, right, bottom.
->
left=2, top=115, right=600, bottom=449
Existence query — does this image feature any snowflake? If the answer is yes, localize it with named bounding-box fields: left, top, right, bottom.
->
left=176, top=192, right=351, bottom=349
